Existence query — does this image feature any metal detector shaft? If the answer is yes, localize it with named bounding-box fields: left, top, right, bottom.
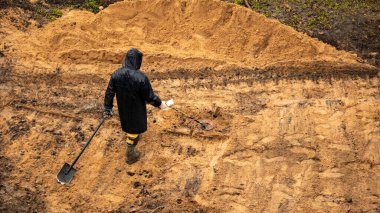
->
left=172, top=107, right=203, bottom=124
left=66, top=118, right=105, bottom=174
left=171, top=107, right=213, bottom=131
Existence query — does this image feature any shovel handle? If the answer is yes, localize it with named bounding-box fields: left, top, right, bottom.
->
left=67, top=118, right=105, bottom=173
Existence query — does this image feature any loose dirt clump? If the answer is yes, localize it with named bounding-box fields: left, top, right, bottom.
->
left=7, top=115, right=30, bottom=140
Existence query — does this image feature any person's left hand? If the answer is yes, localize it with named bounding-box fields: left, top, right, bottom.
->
left=160, top=99, right=174, bottom=110
left=160, top=101, right=169, bottom=110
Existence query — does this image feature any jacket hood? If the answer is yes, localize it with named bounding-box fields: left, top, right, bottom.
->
left=123, top=48, right=143, bottom=70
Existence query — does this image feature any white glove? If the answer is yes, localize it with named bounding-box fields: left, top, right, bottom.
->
left=160, top=99, right=174, bottom=110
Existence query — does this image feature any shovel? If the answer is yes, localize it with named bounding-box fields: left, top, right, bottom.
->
left=56, top=118, right=105, bottom=184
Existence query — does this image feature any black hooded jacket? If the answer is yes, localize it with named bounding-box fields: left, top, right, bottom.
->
left=104, top=48, right=162, bottom=134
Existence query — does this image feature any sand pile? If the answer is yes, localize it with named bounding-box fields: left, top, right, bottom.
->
left=2, top=0, right=372, bottom=73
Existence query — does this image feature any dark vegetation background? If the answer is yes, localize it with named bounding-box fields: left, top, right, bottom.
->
left=0, top=0, right=379, bottom=67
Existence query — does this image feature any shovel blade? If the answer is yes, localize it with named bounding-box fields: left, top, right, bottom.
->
left=56, top=163, right=76, bottom=185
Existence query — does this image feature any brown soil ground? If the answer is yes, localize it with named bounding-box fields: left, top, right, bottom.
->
left=0, top=0, right=379, bottom=212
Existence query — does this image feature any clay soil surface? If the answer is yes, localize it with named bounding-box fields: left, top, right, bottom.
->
left=1, top=0, right=380, bottom=212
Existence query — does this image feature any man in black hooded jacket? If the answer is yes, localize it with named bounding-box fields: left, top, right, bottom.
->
left=103, top=48, right=171, bottom=164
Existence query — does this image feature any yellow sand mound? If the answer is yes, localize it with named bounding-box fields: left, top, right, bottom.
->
left=2, top=0, right=373, bottom=73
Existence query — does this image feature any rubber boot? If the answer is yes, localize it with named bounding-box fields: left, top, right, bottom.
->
left=126, top=143, right=140, bottom=165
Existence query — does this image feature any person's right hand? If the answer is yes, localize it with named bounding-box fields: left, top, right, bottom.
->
left=103, top=109, right=113, bottom=119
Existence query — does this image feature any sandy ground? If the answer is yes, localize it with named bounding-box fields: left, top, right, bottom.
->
left=0, top=0, right=380, bottom=212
